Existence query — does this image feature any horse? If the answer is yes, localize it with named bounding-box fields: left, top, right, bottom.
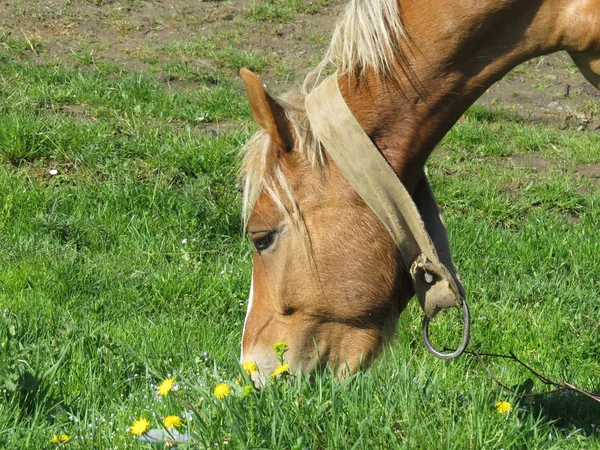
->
left=238, top=0, right=600, bottom=381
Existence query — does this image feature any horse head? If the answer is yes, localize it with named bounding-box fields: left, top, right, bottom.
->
left=237, top=0, right=600, bottom=382
left=238, top=68, right=412, bottom=381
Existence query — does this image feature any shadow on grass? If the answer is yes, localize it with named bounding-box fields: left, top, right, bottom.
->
left=515, top=378, right=600, bottom=436
left=535, top=390, right=600, bottom=435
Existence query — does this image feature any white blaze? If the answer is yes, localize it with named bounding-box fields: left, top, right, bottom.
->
left=240, top=271, right=254, bottom=361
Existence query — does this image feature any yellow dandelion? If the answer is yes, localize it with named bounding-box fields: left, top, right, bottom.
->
left=214, top=383, right=230, bottom=399
left=273, top=342, right=289, bottom=358
left=130, top=417, right=150, bottom=436
left=50, top=434, right=69, bottom=443
left=157, top=378, right=175, bottom=397
left=242, top=361, right=258, bottom=376
left=495, top=401, right=513, bottom=414
left=162, top=415, right=182, bottom=429
left=271, top=364, right=290, bottom=378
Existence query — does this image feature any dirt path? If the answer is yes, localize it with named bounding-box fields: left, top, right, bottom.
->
left=1, top=0, right=599, bottom=130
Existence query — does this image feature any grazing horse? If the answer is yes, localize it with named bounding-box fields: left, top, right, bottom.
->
left=238, top=0, right=600, bottom=380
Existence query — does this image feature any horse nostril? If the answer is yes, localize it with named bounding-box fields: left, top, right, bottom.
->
left=282, top=305, right=295, bottom=315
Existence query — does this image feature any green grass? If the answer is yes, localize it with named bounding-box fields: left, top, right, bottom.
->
left=164, top=37, right=269, bottom=75
left=0, top=44, right=599, bottom=448
left=246, top=0, right=331, bottom=22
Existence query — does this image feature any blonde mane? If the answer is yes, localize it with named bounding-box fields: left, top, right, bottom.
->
left=241, top=0, right=405, bottom=225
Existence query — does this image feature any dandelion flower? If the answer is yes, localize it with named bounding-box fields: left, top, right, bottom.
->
left=163, top=415, right=182, bottom=429
left=214, top=383, right=230, bottom=399
left=271, top=364, right=290, bottom=378
left=50, top=434, right=69, bottom=443
left=130, top=418, right=150, bottom=435
left=495, top=401, right=513, bottom=414
left=273, top=342, right=289, bottom=358
left=242, top=361, right=258, bottom=376
left=157, top=378, right=175, bottom=397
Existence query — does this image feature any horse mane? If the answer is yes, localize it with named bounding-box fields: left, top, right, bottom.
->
left=241, top=0, right=405, bottom=225
left=303, top=0, right=405, bottom=91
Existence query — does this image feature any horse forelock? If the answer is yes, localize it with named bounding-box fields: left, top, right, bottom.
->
left=241, top=0, right=406, bottom=225
left=240, top=91, right=323, bottom=228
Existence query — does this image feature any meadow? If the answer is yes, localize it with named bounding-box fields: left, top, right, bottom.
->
left=1, top=3, right=600, bottom=448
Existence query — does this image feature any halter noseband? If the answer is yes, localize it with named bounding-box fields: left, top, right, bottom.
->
left=305, top=74, right=470, bottom=359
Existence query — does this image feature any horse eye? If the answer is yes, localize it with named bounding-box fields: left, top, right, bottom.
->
left=252, top=231, right=276, bottom=253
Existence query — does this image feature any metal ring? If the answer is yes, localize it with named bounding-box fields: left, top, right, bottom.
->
left=422, top=298, right=470, bottom=359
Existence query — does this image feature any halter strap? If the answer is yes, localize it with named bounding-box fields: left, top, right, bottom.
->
left=304, top=74, right=464, bottom=319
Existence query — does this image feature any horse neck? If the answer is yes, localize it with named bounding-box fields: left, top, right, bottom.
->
left=338, top=0, right=576, bottom=192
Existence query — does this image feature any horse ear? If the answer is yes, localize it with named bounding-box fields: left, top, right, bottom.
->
left=240, top=68, right=294, bottom=152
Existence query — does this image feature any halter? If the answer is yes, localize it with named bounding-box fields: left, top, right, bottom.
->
left=305, top=74, right=470, bottom=359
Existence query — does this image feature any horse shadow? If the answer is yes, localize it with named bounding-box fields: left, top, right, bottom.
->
left=515, top=378, right=600, bottom=437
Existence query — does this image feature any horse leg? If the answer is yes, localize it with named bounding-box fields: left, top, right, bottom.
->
left=569, top=52, right=600, bottom=89
left=556, top=0, right=599, bottom=89
left=561, top=0, right=600, bottom=89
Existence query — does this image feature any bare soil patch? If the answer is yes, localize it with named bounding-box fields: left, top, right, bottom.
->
left=576, top=164, right=600, bottom=179
left=0, top=0, right=343, bottom=89
left=479, top=53, right=600, bottom=131
left=508, top=155, right=552, bottom=173
left=1, top=0, right=599, bottom=130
